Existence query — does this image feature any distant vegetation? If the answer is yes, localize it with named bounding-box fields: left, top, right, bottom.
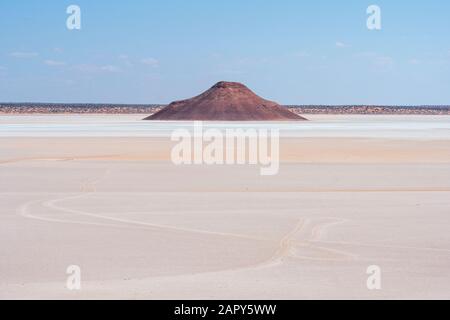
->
left=1, top=103, right=449, bottom=115
left=286, top=105, right=450, bottom=115
left=0, top=103, right=164, bottom=114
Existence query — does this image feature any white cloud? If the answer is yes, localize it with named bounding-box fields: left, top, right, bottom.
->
left=0, top=66, right=6, bottom=70
left=355, top=52, right=395, bottom=69
left=119, top=54, right=133, bottom=67
left=210, top=53, right=223, bottom=59
left=53, top=47, right=64, bottom=54
left=141, top=57, right=159, bottom=67
left=374, top=56, right=394, bottom=67
left=9, top=51, right=39, bottom=58
left=291, top=51, right=310, bottom=58
left=44, top=60, right=66, bottom=67
left=73, top=64, right=122, bottom=73
left=100, top=65, right=122, bottom=73
left=408, top=58, right=421, bottom=65
left=336, top=41, right=349, bottom=48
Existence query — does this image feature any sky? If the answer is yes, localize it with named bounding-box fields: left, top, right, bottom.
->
left=0, top=0, right=449, bottom=105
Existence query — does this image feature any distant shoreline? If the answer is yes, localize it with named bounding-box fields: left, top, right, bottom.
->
left=1, top=103, right=449, bottom=115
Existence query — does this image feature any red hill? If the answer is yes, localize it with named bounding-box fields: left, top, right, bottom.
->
left=144, top=81, right=307, bottom=121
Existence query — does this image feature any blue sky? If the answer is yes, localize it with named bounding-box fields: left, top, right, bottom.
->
left=0, top=0, right=449, bottom=105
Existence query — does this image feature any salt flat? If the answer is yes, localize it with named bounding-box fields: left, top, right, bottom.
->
left=0, top=115, right=449, bottom=299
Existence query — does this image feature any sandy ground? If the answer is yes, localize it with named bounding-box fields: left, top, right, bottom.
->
left=0, top=115, right=449, bottom=299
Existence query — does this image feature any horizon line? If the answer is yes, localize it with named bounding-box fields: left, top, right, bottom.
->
left=1, top=102, right=450, bottom=108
